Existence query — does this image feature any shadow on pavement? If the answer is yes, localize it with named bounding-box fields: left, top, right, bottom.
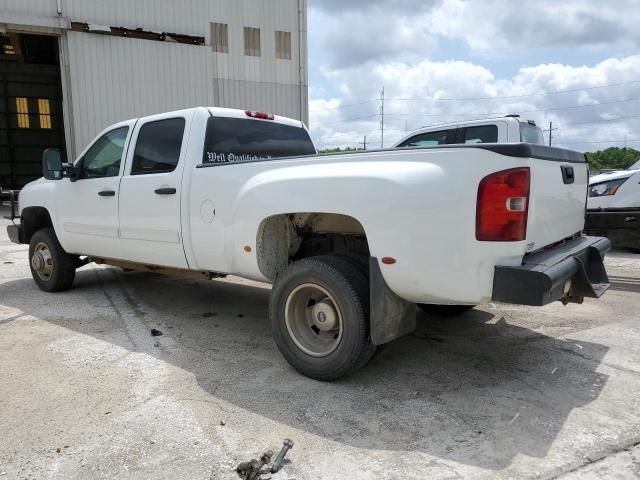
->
left=609, top=275, right=640, bottom=294
left=0, top=266, right=610, bottom=471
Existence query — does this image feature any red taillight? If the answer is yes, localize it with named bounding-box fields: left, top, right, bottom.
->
left=245, top=110, right=274, bottom=120
left=476, top=167, right=530, bottom=241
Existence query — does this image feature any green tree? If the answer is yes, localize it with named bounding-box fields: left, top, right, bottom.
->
left=318, top=147, right=358, bottom=155
left=586, top=147, right=640, bottom=171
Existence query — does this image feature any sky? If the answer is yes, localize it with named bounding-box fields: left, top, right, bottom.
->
left=306, top=0, right=640, bottom=152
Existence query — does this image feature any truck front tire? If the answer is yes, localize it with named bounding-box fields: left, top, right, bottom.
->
left=29, top=228, right=78, bottom=292
left=269, top=255, right=376, bottom=381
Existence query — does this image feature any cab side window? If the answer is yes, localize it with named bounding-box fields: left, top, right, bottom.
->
left=131, top=118, right=186, bottom=175
left=463, top=125, right=498, bottom=144
left=398, top=130, right=449, bottom=147
left=80, top=127, right=129, bottom=179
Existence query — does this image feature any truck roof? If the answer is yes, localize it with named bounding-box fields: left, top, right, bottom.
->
left=206, top=107, right=305, bottom=128
left=414, top=115, right=535, bottom=131
left=127, top=107, right=305, bottom=129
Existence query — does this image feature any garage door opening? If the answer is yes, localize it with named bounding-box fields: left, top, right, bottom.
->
left=0, top=33, right=66, bottom=190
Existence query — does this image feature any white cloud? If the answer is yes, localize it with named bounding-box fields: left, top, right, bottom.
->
left=311, top=8, right=438, bottom=69
left=309, top=55, right=640, bottom=152
left=308, top=0, right=640, bottom=151
left=311, top=0, right=640, bottom=68
left=430, top=0, right=640, bottom=53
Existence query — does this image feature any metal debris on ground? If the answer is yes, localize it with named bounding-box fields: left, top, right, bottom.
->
left=236, top=450, right=273, bottom=480
left=235, top=439, right=294, bottom=480
left=270, top=439, right=294, bottom=473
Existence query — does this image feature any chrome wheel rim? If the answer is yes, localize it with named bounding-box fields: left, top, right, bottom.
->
left=32, top=242, right=54, bottom=281
left=284, top=283, right=343, bottom=357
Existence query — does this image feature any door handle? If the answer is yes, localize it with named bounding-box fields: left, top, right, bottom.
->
left=98, top=190, right=116, bottom=197
left=154, top=187, right=177, bottom=195
left=561, top=166, right=575, bottom=184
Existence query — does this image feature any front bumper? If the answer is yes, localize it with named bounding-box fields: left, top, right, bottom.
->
left=492, top=236, right=611, bottom=306
left=584, top=208, right=640, bottom=249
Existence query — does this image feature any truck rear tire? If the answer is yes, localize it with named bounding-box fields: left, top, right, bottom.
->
left=29, top=228, right=77, bottom=292
left=269, top=255, right=376, bottom=381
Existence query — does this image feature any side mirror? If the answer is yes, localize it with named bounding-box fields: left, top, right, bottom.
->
left=42, top=148, right=64, bottom=180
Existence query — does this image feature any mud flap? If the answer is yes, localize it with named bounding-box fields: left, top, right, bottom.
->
left=369, top=257, right=417, bottom=346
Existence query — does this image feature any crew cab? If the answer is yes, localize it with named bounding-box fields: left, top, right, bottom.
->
left=584, top=160, right=640, bottom=251
left=393, top=115, right=545, bottom=148
left=6, top=107, right=610, bottom=380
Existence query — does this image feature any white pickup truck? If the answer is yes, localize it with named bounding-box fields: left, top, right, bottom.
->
left=6, top=107, right=611, bottom=380
left=392, top=115, right=545, bottom=148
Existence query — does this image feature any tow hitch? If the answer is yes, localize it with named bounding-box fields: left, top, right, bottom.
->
left=492, top=236, right=611, bottom=306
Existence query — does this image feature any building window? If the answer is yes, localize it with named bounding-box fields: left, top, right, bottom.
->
left=16, top=97, right=29, bottom=129
left=38, top=99, right=52, bottom=129
left=244, top=27, right=261, bottom=57
left=0, top=33, right=18, bottom=59
left=211, top=23, right=229, bottom=53
left=275, top=31, right=292, bottom=60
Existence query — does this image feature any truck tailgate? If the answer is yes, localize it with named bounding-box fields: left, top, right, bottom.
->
left=525, top=146, right=588, bottom=250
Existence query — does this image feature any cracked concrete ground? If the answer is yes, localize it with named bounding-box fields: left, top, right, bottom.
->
left=1, top=211, right=639, bottom=479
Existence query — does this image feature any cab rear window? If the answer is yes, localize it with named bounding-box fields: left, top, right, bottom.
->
left=463, top=125, right=498, bottom=144
left=520, top=123, right=545, bottom=144
left=202, top=116, right=316, bottom=164
left=398, top=130, right=449, bottom=147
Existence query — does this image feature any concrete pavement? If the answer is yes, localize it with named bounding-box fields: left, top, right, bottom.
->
left=1, top=212, right=639, bottom=479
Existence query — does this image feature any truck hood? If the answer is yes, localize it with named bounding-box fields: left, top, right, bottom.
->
left=589, top=169, right=638, bottom=185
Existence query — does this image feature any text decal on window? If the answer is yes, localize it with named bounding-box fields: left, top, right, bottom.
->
left=205, top=152, right=272, bottom=163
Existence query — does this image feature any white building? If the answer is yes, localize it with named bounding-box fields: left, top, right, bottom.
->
left=0, top=0, right=308, bottom=189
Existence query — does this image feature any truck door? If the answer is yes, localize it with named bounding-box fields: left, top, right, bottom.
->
left=117, top=111, right=191, bottom=268
left=55, top=121, right=134, bottom=259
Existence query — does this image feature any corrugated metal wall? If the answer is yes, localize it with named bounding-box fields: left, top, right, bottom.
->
left=2, top=0, right=308, bottom=157
left=65, top=32, right=215, bottom=154
left=213, top=79, right=303, bottom=122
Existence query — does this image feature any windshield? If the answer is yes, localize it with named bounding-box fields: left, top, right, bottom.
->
left=629, top=159, right=640, bottom=170
left=202, top=116, right=316, bottom=164
left=519, top=123, right=545, bottom=145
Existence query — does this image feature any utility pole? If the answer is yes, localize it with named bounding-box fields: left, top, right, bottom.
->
left=405, top=120, right=408, bottom=136
left=380, top=87, right=385, bottom=149
left=359, top=135, right=367, bottom=151
left=544, top=121, right=558, bottom=146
